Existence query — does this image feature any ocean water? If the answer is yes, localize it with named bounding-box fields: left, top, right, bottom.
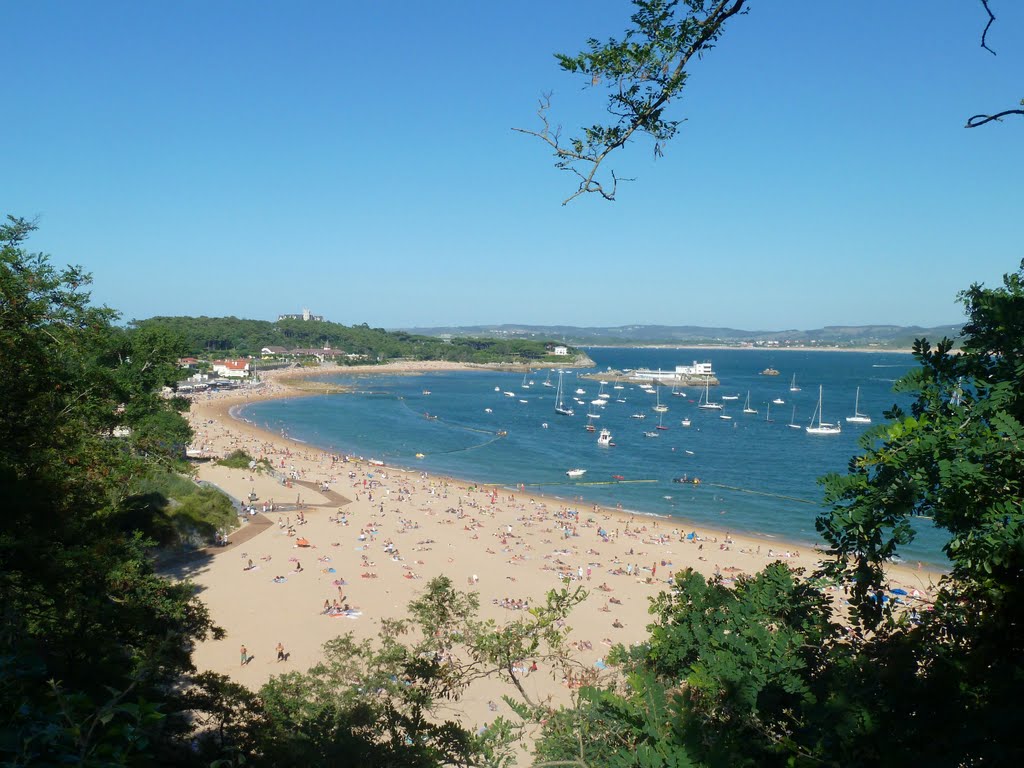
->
left=239, top=348, right=948, bottom=566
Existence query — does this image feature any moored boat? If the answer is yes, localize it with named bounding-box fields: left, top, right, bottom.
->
left=806, top=385, right=841, bottom=435
left=845, top=386, right=872, bottom=424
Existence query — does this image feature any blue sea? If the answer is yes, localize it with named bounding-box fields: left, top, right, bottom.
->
left=239, top=348, right=947, bottom=566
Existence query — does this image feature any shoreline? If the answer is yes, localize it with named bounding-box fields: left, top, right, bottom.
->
left=230, top=378, right=822, bottom=555
left=198, top=362, right=936, bottom=562
left=178, top=362, right=943, bottom=740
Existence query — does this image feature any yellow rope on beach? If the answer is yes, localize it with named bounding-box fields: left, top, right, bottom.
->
left=705, top=482, right=821, bottom=506
left=514, top=479, right=658, bottom=487
left=397, top=393, right=501, bottom=437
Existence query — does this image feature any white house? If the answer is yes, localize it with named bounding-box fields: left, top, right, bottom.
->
left=552, top=346, right=569, bottom=356
left=211, top=359, right=251, bottom=379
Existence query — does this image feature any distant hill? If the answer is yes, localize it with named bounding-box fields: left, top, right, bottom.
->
left=397, top=323, right=965, bottom=350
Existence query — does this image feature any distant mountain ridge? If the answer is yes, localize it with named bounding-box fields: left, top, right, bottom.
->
left=398, top=323, right=965, bottom=349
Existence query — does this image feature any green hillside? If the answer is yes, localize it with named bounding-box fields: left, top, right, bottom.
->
left=132, top=315, right=576, bottom=364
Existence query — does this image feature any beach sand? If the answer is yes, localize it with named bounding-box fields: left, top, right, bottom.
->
left=177, top=363, right=941, bottom=742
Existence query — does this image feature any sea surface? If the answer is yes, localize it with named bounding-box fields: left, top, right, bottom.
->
left=239, top=347, right=948, bottom=566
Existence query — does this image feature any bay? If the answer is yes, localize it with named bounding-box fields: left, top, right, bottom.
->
left=239, top=347, right=947, bottom=566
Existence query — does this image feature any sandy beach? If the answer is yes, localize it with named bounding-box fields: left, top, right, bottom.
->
left=178, top=363, right=941, bottom=739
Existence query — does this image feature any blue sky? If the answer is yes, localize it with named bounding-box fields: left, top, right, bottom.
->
left=3, top=1, right=1021, bottom=330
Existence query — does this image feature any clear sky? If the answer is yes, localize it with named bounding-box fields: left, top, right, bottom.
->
left=3, top=1, right=1021, bottom=330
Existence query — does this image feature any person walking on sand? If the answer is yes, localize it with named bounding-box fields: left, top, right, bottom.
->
left=240, top=645, right=249, bottom=666
left=276, top=642, right=287, bottom=662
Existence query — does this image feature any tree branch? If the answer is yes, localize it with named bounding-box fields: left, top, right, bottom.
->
left=514, top=0, right=747, bottom=204
left=980, top=0, right=997, bottom=55
left=965, top=107, right=1024, bottom=128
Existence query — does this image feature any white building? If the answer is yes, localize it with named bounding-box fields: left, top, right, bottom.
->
left=629, top=360, right=715, bottom=382
left=278, top=308, right=325, bottom=322
left=211, top=359, right=251, bottom=379
left=552, top=345, right=570, bottom=356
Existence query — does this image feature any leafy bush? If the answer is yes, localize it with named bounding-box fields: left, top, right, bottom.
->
left=216, top=449, right=271, bottom=472
left=123, top=470, right=238, bottom=548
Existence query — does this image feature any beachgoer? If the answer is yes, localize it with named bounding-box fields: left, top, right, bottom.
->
left=240, top=645, right=249, bottom=666
left=276, top=642, right=286, bottom=662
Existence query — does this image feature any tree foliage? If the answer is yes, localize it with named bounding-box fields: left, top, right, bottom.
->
left=0, top=216, right=219, bottom=765
left=206, top=576, right=589, bottom=766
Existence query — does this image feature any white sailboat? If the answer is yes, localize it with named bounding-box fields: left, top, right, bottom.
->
left=765, top=402, right=773, bottom=423
left=653, top=386, right=668, bottom=413
left=542, top=369, right=554, bottom=388
left=787, top=404, right=801, bottom=430
left=789, top=374, right=801, bottom=392
left=806, top=385, right=841, bottom=435
left=845, top=386, right=872, bottom=424
left=521, top=371, right=531, bottom=389
left=554, top=372, right=574, bottom=416
left=697, top=375, right=723, bottom=410
left=742, top=390, right=757, bottom=415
